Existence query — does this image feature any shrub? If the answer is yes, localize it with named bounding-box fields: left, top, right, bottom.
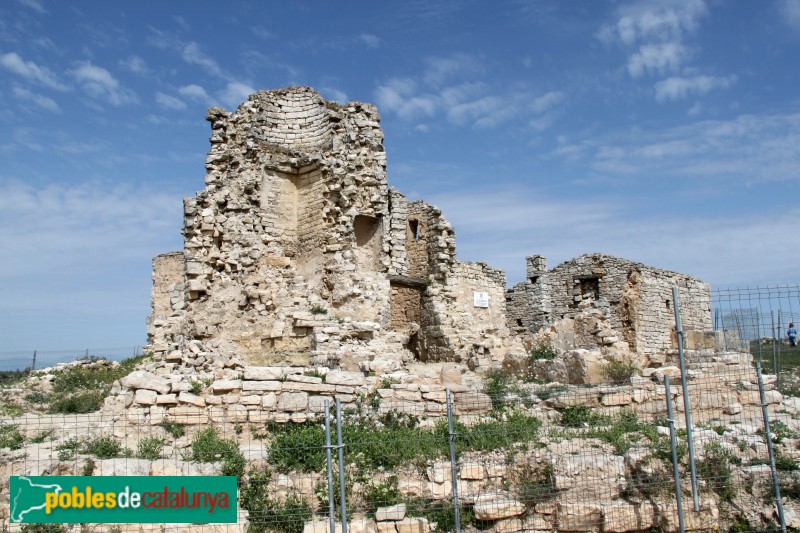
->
left=483, top=368, right=516, bottom=412
left=56, top=438, right=82, bottom=461
left=0, top=424, right=24, bottom=450
left=48, top=390, right=106, bottom=414
left=160, top=422, right=186, bottom=438
left=363, top=476, right=401, bottom=514
left=241, top=465, right=312, bottom=533
left=83, top=436, right=124, bottom=459
left=189, top=427, right=245, bottom=477
left=137, top=437, right=165, bottom=460
left=82, top=458, right=96, bottom=476
left=697, top=442, right=736, bottom=502
left=310, top=305, right=327, bottom=315
left=602, top=359, right=637, bottom=384
left=0, top=401, right=24, bottom=417
left=512, top=462, right=556, bottom=509
left=528, top=339, right=558, bottom=361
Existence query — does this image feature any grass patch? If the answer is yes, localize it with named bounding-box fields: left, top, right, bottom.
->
left=0, top=401, right=24, bottom=417
left=0, top=369, right=29, bottom=387
left=511, top=462, right=556, bottom=509
left=263, top=409, right=541, bottom=474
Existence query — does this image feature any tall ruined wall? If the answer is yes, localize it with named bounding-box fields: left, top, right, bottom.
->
left=147, top=86, right=523, bottom=372
left=146, top=252, right=185, bottom=350
left=180, top=87, right=393, bottom=362
left=507, top=253, right=711, bottom=353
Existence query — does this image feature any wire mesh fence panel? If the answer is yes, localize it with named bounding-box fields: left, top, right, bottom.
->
left=1, top=351, right=797, bottom=531
left=713, top=285, right=800, bottom=381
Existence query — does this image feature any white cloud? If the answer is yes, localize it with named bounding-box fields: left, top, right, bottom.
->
left=781, top=0, right=800, bottom=29
left=182, top=41, right=225, bottom=78
left=530, top=91, right=565, bottom=114
left=179, top=84, right=210, bottom=101
left=600, top=0, right=709, bottom=45
left=69, top=61, right=137, bottom=106
left=12, top=86, right=59, bottom=111
left=358, top=34, right=380, bottom=48
left=426, top=185, right=800, bottom=288
left=218, top=81, right=256, bottom=109
left=120, top=55, right=148, bottom=75
left=627, top=42, right=688, bottom=77
left=654, top=74, right=736, bottom=101
left=423, top=54, right=481, bottom=85
left=155, top=92, right=187, bottom=110
left=0, top=52, right=67, bottom=90
left=14, top=0, right=46, bottom=14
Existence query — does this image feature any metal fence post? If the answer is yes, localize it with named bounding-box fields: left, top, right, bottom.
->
left=325, top=400, right=336, bottom=533
left=335, top=398, right=348, bottom=533
left=756, top=363, right=787, bottom=533
left=664, top=376, right=685, bottom=533
left=31, top=350, right=37, bottom=371
left=720, top=312, right=728, bottom=351
left=672, top=287, right=699, bottom=511
left=446, top=388, right=461, bottom=533
left=772, top=311, right=778, bottom=376
left=777, top=310, right=782, bottom=385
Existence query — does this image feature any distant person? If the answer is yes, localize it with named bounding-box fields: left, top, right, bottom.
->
left=789, top=323, right=798, bottom=347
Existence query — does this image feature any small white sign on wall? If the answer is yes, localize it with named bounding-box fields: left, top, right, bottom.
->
left=473, top=291, right=489, bottom=308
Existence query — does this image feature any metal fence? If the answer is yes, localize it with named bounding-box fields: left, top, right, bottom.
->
left=1, top=363, right=794, bottom=532
left=713, top=285, right=800, bottom=385
left=0, top=347, right=143, bottom=373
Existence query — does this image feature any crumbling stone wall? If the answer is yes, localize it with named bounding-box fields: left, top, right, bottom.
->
left=146, top=252, right=185, bottom=350
left=507, top=253, right=711, bottom=353
left=149, top=87, right=522, bottom=370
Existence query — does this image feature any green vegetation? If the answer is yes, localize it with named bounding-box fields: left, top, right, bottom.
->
left=0, top=401, right=24, bottom=417
left=602, top=359, right=637, bottom=384
left=263, top=409, right=541, bottom=474
left=241, top=465, right=312, bottom=533
left=0, top=368, right=29, bottom=387
left=0, top=424, right=25, bottom=450
left=189, top=427, right=245, bottom=477
left=528, top=338, right=559, bottom=361
left=46, top=353, right=150, bottom=414
left=189, top=376, right=213, bottom=395
left=83, top=436, right=125, bottom=459
left=160, top=422, right=186, bottom=438
left=137, top=437, right=165, bottom=460
left=551, top=409, right=662, bottom=455
left=697, top=442, right=737, bottom=502
left=511, top=462, right=556, bottom=509
left=310, top=305, right=327, bottom=316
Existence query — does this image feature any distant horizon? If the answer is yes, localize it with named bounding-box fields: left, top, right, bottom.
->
left=2, top=1, right=799, bottom=350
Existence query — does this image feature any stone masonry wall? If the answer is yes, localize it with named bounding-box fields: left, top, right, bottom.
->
left=148, top=87, right=521, bottom=374
left=146, top=252, right=185, bottom=351
left=507, top=253, right=711, bottom=353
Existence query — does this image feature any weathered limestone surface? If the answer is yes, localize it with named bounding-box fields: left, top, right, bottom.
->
left=148, top=86, right=525, bottom=372
left=507, top=253, right=712, bottom=354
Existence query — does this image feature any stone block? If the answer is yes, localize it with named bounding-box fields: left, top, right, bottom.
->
left=178, top=391, right=206, bottom=407
left=243, top=380, right=283, bottom=392
left=376, top=504, right=406, bottom=522
left=120, top=371, right=171, bottom=394
left=326, top=370, right=365, bottom=386
left=167, top=406, right=208, bottom=424
left=278, top=392, right=309, bottom=412
left=395, top=518, right=429, bottom=533
left=245, top=367, right=285, bottom=380
left=557, top=502, right=603, bottom=531
left=156, top=393, right=178, bottom=405
left=134, top=389, right=157, bottom=405
left=212, top=379, right=242, bottom=393
left=459, top=462, right=485, bottom=480
left=473, top=493, right=525, bottom=520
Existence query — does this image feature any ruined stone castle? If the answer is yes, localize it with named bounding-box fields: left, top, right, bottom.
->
left=147, top=87, right=712, bottom=373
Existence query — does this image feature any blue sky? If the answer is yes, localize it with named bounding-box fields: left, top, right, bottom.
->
left=1, top=0, right=799, bottom=351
